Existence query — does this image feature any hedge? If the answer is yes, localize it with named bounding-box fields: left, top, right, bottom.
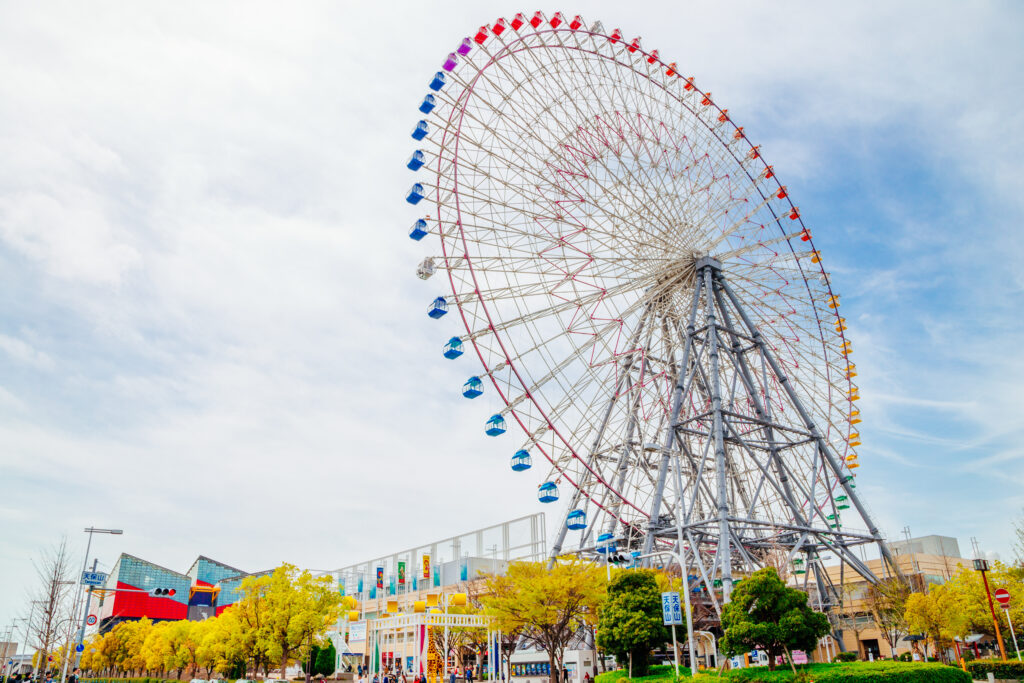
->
left=595, top=664, right=692, bottom=683
left=721, top=662, right=971, bottom=683
left=966, top=660, right=1024, bottom=680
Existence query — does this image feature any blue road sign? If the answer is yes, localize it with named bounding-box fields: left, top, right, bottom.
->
left=80, top=571, right=107, bottom=587
left=76, top=644, right=84, bottom=653
left=661, top=591, right=683, bottom=625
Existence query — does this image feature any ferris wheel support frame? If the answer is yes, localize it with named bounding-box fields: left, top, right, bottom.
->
left=549, top=257, right=896, bottom=611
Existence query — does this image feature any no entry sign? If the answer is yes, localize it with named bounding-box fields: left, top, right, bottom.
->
left=994, top=588, right=1011, bottom=607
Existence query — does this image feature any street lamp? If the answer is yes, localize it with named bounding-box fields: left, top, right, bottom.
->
left=70, top=527, right=123, bottom=673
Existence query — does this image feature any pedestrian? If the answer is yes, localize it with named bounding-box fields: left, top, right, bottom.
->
left=449, top=668, right=456, bottom=683
left=465, top=666, right=473, bottom=683
left=373, top=673, right=380, bottom=683
left=584, top=674, right=590, bottom=683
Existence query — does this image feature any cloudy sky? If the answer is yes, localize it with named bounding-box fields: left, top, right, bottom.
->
left=1, top=1, right=1022, bottom=626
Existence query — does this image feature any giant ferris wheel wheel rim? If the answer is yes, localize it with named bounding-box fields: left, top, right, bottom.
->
left=406, top=12, right=860, bottom=543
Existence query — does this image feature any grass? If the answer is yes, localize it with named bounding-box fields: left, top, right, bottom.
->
left=598, top=661, right=970, bottom=683
left=597, top=664, right=692, bottom=683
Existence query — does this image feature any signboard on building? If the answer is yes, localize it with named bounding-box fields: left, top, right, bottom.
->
left=347, top=620, right=367, bottom=643
left=661, top=592, right=683, bottom=625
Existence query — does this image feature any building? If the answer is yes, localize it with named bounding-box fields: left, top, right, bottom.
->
left=98, top=553, right=269, bottom=630
left=333, top=514, right=548, bottom=677
left=822, top=535, right=967, bottom=659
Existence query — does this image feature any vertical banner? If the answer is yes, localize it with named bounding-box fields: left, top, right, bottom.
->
left=338, top=577, right=345, bottom=596
left=358, top=575, right=364, bottom=594
left=389, top=574, right=396, bottom=595
left=376, top=567, right=384, bottom=589
left=398, top=561, right=406, bottom=585
left=422, top=555, right=431, bottom=580
left=460, top=556, right=468, bottom=581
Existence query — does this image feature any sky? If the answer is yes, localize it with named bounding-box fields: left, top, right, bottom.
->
left=1, top=0, right=1022, bottom=629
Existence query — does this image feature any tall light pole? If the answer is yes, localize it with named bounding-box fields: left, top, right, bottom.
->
left=71, top=527, right=123, bottom=672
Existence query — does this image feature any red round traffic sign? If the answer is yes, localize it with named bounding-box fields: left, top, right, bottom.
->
left=86, top=614, right=98, bottom=626
left=994, top=588, right=1011, bottom=606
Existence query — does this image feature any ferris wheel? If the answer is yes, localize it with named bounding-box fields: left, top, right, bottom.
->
left=404, top=12, right=891, bottom=614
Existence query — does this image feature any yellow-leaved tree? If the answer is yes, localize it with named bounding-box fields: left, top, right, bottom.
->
left=904, top=584, right=969, bottom=662
left=481, top=558, right=606, bottom=683
left=940, top=561, right=1023, bottom=639
left=241, top=563, right=342, bottom=677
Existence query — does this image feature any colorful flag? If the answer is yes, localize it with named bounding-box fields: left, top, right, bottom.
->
left=376, top=567, right=384, bottom=589
left=422, top=555, right=430, bottom=580
left=398, top=561, right=406, bottom=585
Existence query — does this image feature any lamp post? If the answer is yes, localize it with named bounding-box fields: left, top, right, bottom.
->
left=973, top=559, right=1007, bottom=662
left=72, top=527, right=122, bottom=672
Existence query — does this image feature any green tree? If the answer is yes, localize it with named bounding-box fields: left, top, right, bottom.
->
left=719, top=567, right=829, bottom=672
left=314, top=641, right=337, bottom=676
left=596, top=569, right=669, bottom=677
left=482, top=558, right=606, bottom=683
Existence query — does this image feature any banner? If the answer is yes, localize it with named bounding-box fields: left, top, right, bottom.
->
left=389, top=574, right=396, bottom=595
left=422, top=555, right=431, bottom=580
left=398, top=561, right=406, bottom=585
left=338, top=578, right=345, bottom=596
left=376, top=567, right=384, bottom=589
left=358, top=575, right=364, bottom=594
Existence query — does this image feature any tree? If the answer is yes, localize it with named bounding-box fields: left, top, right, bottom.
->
left=482, top=558, right=606, bottom=683
left=829, top=582, right=867, bottom=658
left=28, top=537, right=77, bottom=676
left=719, top=567, right=830, bottom=672
left=308, top=641, right=336, bottom=677
left=940, top=561, right=1024, bottom=640
left=596, top=569, right=669, bottom=677
left=243, top=564, right=342, bottom=677
left=864, top=577, right=911, bottom=654
left=904, top=585, right=969, bottom=663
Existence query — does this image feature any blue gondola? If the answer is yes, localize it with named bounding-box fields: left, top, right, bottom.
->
left=428, top=297, right=448, bottom=319
left=409, top=218, right=428, bottom=241
left=411, top=120, right=429, bottom=140
left=510, top=449, right=532, bottom=471
left=407, top=150, right=425, bottom=171
left=596, top=532, right=616, bottom=554
left=419, top=94, right=436, bottom=114
left=485, top=414, right=506, bottom=436
left=406, top=183, right=425, bottom=204
left=538, top=482, right=559, bottom=504
left=443, top=337, right=463, bottom=359
left=429, top=71, right=446, bottom=91
left=462, top=376, right=483, bottom=399
left=566, top=509, right=586, bottom=530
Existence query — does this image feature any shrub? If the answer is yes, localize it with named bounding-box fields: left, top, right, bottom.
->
left=723, top=661, right=970, bottom=683
left=966, top=660, right=1024, bottom=680
left=833, top=652, right=857, bottom=662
